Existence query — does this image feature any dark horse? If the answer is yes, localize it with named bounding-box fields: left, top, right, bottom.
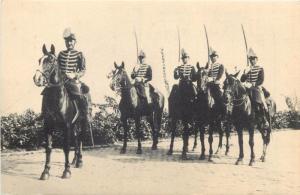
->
left=223, top=72, right=276, bottom=165
left=194, top=64, right=231, bottom=161
left=33, top=44, right=86, bottom=179
left=167, top=74, right=197, bottom=159
left=108, top=62, right=165, bottom=154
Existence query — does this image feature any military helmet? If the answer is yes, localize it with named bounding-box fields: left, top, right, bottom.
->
left=63, top=28, right=76, bottom=40
left=181, top=49, right=189, bottom=59
left=138, top=50, right=146, bottom=58
left=248, top=48, right=257, bottom=59
left=209, top=48, right=218, bottom=57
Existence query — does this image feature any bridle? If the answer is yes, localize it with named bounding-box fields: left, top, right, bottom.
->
left=224, top=77, right=247, bottom=108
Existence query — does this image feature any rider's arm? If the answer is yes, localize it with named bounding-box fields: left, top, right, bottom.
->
left=215, top=64, right=224, bottom=83
left=144, top=65, right=152, bottom=83
left=76, top=52, right=86, bottom=79
left=191, top=66, right=198, bottom=82
left=131, top=67, right=137, bottom=79
left=174, top=66, right=180, bottom=80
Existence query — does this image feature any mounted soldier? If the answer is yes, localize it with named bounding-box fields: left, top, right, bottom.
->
left=173, top=49, right=198, bottom=102
left=205, top=49, right=225, bottom=114
left=131, top=50, right=153, bottom=105
left=241, top=48, right=269, bottom=128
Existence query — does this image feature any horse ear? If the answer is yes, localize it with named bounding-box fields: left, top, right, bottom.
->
left=233, top=70, right=240, bottom=78
left=196, top=62, right=200, bottom=70
left=50, top=44, right=55, bottom=55
left=114, top=61, right=118, bottom=69
left=42, top=44, right=48, bottom=55
left=121, top=61, right=125, bottom=69
left=225, top=69, right=229, bottom=77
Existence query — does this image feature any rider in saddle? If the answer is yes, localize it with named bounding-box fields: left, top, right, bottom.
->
left=131, top=50, right=153, bottom=104
left=205, top=49, right=225, bottom=113
left=174, top=49, right=197, bottom=102
left=241, top=48, right=270, bottom=128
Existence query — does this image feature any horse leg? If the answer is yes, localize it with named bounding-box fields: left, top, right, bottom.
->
left=182, top=121, right=189, bottom=160
left=235, top=126, right=244, bottom=165
left=192, top=123, right=198, bottom=151
left=62, top=125, right=71, bottom=179
left=199, top=124, right=206, bottom=160
left=120, top=117, right=128, bottom=154
left=148, top=113, right=157, bottom=150
left=208, top=124, right=214, bottom=162
left=225, top=122, right=231, bottom=155
left=167, top=118, right=176, bottom=155
left=248, top=126, right=255, bottom=166
left=215, top=121, right=223, bottom=155
left=135, top=117, right=142, bottom=154
left=40, top=129, right=52, bottom=180
left=71, top=125, right=79, bottom=166
left=259, top=126, right=271, bottom=162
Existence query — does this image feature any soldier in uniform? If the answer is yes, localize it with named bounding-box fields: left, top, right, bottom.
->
left=241, top=48, right=269, bottom=128
left=174, top=49, right=197, bottom=101
left=131, top=50, right=152, bottom=104
left=57, top=28, right=90, bottom=132
left=206, top=49, right=225, bottom=113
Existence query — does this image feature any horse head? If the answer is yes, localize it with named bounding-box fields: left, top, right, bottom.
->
left=108, top=61, right=128, bottom=94
left=223, top=70, right=243, bottom=114
left=196, top=62, right=209, bottom=93
left=33, top=44, right=59, bottom=87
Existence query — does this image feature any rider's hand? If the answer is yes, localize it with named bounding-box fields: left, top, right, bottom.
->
left=243, top=66, right=251, bottom=74
left=207, top=77, right=213, bottom=82
left=214, top=79, right=220, bottom=85
left=66, top=73, right=76, bottom=79
left=244, top=82, right=252, bottom=88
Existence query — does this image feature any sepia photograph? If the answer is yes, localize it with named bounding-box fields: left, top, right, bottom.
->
left=1, top=0, right=300, bottom=194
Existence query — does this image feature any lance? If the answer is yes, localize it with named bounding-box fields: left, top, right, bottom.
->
left=203, top=24, right=210, bottom=66
left=241, top=24, right=249, bottom=66
left=134, top=29, right=139, bottom=64
left=177, top=26, right=181, bottom=63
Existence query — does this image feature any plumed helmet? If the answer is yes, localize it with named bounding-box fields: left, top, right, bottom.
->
left=138, top=50, right=146, bottom=58
left=181, top=49, right=189, bottom=59
left=248, top=48, right=257, bottom=59
left=209, top=48, right=218, bottom=57
left=63, top=28, right=76, bottom=40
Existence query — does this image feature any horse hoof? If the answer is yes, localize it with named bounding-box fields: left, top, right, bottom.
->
left=120, top=148, right=126, bottom=154
left=260, top=156, right=265, bottom=162
left=225, top=150, right=229, bottom=156
left=235, top=159, right=243, bottom=165
left=249, top=159, right=255, bottom=166
left=61, top=170, right=71, bottom=179
left=40, top=172, right=50, bottom=180
left=75, top=161, right=83, bottom=168
left=136, top=149, right=142, bottom=154
left=167, top=150, right=173, bottom=155
left=199, top=154, right=206, bottom=160
left=208, top=157, right=214, bottom=162
left=151, top=145, right=158, bottom=150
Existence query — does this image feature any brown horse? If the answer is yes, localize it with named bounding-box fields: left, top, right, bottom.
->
left=108, top=62, right=165, bottom=154
left=223, top=71, right=276, bottom=165
left=33, top=44, right=86, bottom=179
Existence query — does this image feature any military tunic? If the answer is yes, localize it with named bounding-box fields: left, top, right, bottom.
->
left=174, top=64, right=197, bottom=81
left=131, top=63, right=152, bottom=82
left=58, top=49, right=86, bottom=76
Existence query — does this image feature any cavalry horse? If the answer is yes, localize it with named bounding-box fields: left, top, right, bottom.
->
left=33, top=44, right=87, bottom=179
left=108, top=62, right=165, bottom=154
left=223, top=71, right=276, bottom=165
left=194, top=63, right=231, bottom=161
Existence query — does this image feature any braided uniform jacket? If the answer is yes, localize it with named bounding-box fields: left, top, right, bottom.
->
left=131, top=64, right=152, bottom=82
left=58, top=49, right=86, bottom=76
left=208, top=62, right=224, bottom=81
left=241, top=65, right=264, bottom=86
left=174, top=64, right=197, bottom=81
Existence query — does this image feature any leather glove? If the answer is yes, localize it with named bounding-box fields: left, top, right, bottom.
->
left=66, top=72, right=76, bottom=79
left=214, top=80, right=220, bottom=85
left=244, top=82, right=252, bottom=88
left=207, top=77, right=214, bottom=82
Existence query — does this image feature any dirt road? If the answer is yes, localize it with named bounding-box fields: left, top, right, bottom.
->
left=2, top=130, right=300, bottom=195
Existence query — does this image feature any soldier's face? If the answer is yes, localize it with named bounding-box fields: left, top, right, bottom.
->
left=139, top=57, right=145, bottom=64
left=182, top=57, right=189, bottom=64
left=250, top=57, right=257, bottom=65
left=210, top=55, right=218, bottom=63
left=65, top=39, right=76, bottom=50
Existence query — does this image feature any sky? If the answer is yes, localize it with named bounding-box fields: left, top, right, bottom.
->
left=1, top=0, right=300, bottom=114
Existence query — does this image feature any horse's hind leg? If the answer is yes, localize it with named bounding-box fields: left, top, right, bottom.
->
left=75, top=120, right=87, bottom=168
left=71, top=126, right=79, bottom=166
left=167, top=117, right=176, bottom=155
left=192, top=124, right=198, bottom=151
left=182, top=121, right=189, bottom=160
left=62, top=125, right=72, bottom=179
left=208, top=124, right=214, bottom=162
left=225, top=122, right=231, bottom=155
left=120, top=117, right=128, bottom=154
left=148, top=112, right=157, bottom=150
left=40, top=128, right=53, bottom=180
left=235, top=126, right=244, bottom=165
left=260, top=126, right=271, bottom=162
left=248, top=126, right=255, bottom=166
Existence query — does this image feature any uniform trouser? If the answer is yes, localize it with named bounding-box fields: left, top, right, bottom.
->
left=144, top=83, right=152, bottom=104
left=208, top=82, right=225, bottom=114
left=73, top=94, right=90, bottom=133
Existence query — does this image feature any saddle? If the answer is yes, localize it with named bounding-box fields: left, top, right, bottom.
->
left=65, top=79, right=89, bottom=97
left=134, top=82, right=154, bottom=100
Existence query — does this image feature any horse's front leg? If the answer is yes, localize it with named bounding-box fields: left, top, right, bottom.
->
left=148, top=113, right=157, bottom=150
left=71, top=126, right=79, bottom=166
left=199, top=123, right=206, bottom=160
left=259, top=126, right=271, bottom=162
left=192, top=123, right=198, bottom=151
left=40, top=128, right=53, bottom=180
left=235, top=126, right=244, bottom=165
left=208, top=123, right=214, bottom=162
left=135, top=117, right=142, bottom=154
left=225, top=122, right=231, bottom=155
left=182, top=121, right=189, bottom=160
left=215, top=120, right=223, bottom=155
left=62, top=125, right=71, bottom=179
left=167, top=117, right=176, bottom=155
left=120, top=117, right=128, bottom=154
left=249, top=126, right=255, bottom=166
left=75, top=119, right=87, bottom=168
